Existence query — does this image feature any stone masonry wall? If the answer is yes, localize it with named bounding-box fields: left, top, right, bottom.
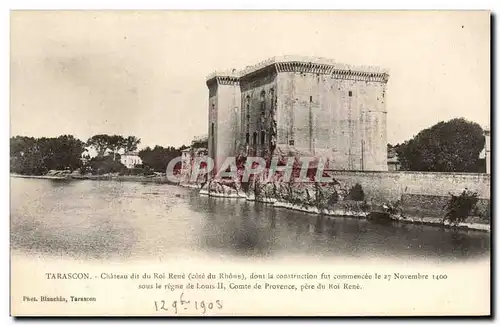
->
left=326, top=170, right=490, bottom=203
left=276, top=72, right=388, bottom=171
left=240, top=71, right=278, bottom=157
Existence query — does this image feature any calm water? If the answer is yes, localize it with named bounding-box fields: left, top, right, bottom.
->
left=10, top=177, right=490, bottom=262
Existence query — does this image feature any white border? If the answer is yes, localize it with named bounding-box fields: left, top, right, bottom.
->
left=2, top=1, right=498, bottom=325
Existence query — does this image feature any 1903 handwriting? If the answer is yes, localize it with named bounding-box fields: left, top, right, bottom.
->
left=153, top=292, right=223, bottom=314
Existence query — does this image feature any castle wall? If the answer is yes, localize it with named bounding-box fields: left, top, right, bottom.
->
left=207, top=78, right=241, bottom=172
left=207, top=83, right=218, bottom=162
left=239, top=70, right=278, bottom=157
left=207, top=57, right=389, bottom=172
left=276, top=71, right=388, bottom=171
left=327, top=170, right=490, bottom=204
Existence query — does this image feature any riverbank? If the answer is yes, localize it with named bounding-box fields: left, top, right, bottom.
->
left=192, top=181, right=490, bottom=233
left=10, top=174, right=69, bottom=180
left=10, top=173, right=176, bottom=184
left=11, top=173, right=490, bottom=232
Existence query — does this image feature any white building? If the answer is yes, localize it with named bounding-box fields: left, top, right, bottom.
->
left=120, top=152, right=142, bottom=169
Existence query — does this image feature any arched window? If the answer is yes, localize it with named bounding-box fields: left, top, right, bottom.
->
left=260, top=131, right=266, bottom=145
left=253, top=132, right=257, bottom=145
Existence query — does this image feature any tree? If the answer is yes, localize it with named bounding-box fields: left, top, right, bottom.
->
left=86, top=134, right=140, bottom=161
left=396, top=118, right=485, bottom=172
left=108, top=135, right=125, bottom=161
left=86, top=134, right=111, bottom=158
left=88, top=155, right=127, bottom=175
left=123, top=136, right=141, bottom=153
left=46, top=135, right=85, bottom=170
left=10, top=135, right=85, bottom=174
left=139, top=145, right=181, bottom=172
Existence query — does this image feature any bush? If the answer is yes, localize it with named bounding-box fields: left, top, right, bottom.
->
left=348, top=183, right=365, bottom=201
left=89, top=156, right=127, bottom=175
left=443, top=189, right=479, bottom=226
left=328, top=191, right=339, bottom=206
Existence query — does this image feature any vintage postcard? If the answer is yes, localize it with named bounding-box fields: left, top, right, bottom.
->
left=10, top=10, right=491, bottom=316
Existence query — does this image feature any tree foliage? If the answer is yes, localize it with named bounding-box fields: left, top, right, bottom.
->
left=10, top=135, right=85, bottom=175
left=87, top=155, right=127, bottom=175
left=86, top=134, right=141, bottom=159
left=348, top=183, right=365, bottom=201
left=443, top=189, right=479, bottom=226
left=396, top=118, right=485, bottom=172
left=11, top=132, right=187, bottom=176
left=139, top=145, right=182, bottom=172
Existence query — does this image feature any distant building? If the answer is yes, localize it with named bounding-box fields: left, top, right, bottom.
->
left=179, top=146, right=209, bottom=185
left=206, top=55, right=390, bottom=172
left=80, top=150, right=91, bottom=165
left=387, top=153, right=400, bottom=171
left=387, top=146, right=400, bottom=171
left=484, top=128, right=490, bottom=174
left=191, top=135, right=209, bottom=149
left=120, top=152, right=142, bottom=169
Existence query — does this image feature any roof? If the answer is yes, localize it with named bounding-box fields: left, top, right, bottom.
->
left=206, top=55, right=389, bottom=81
left=387, top=155, right=400, bottom=164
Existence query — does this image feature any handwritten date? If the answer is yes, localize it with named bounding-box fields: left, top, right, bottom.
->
left=154, top=293, right=222, bottom=314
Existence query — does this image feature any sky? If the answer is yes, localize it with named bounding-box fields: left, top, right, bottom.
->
left=10, top=10, right=490, bottom=149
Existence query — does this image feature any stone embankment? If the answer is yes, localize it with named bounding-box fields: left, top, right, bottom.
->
left=195, top=177, right=490, bottom=232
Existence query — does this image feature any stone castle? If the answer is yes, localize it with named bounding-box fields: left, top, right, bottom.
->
left=206, top=55, right=390, bottom=172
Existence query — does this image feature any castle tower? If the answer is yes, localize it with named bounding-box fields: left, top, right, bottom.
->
left=206, top=70, right=241, bottom=173
left=206, top=56, right=390, bottom=172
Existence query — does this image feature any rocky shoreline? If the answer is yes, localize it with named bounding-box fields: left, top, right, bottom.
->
left=190, top=179, right=490, bottom=233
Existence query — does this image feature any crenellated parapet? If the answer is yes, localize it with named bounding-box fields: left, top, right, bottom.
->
left=206, top=68, right=241, bottom=87
left=237, top=55, right=389, bottom=83
left=207, top=56, right=389, bottom=85
left=274, top=62, right=389, bottom=83
left=206, top=75, right=240, bottom=86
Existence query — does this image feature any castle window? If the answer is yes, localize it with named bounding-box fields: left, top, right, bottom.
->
left=348, top=91, right=352, bottom=97
left=253, top=132, right=258, bottom=145
left=289, top=139, right=294, bottom=146
left=245, top=96, right=251, bottom=126
left=260, top=90, right=266, bottom=112
left=260, top=131, right=266, bottom=145
left=211, top=123, right=214, bottom=137
left=245, top=133, right=250, bottom=144
left=270, top=88, right=274, bottom=109
left=310, top=96, right=313, bottom=102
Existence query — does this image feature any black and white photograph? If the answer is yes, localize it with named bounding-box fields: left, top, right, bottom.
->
left=9, top=10, right=491, bottom=316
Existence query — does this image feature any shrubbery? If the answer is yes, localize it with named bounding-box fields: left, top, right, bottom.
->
left=443, top=189, right=479, bottom=226
left=86, top=156, right=127, bottom=175
left=348, top=183, right=365, bottom=201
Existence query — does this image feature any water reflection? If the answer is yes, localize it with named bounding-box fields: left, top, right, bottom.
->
left=10, top=178, right=490, bottom=262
